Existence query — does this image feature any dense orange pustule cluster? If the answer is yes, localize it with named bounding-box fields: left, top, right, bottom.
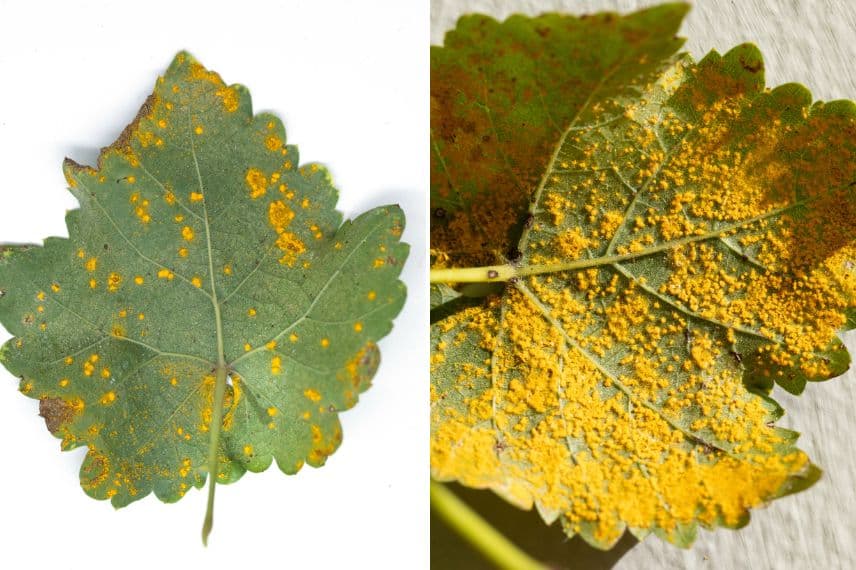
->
left=432, top=279, right=809, bottom=546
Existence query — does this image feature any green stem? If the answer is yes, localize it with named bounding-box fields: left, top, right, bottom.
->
left=430, top=481, right=547, bottom=570
left=430, top=264, right=515, bottom=284
left=201, top=362, right=228, bottom=546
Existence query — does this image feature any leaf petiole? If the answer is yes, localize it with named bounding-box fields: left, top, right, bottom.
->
left=201, top=362, right=228, bottom=546
left=430, top=480, right=547, bottom=570
left=430, top=265, right=514, bottom=284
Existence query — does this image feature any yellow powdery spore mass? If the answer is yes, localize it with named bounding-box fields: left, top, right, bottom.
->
left=432, top=282, right=812, bottom=546
left=553, top=228, right=593, bottom=261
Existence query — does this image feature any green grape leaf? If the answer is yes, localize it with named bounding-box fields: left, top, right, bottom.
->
left=431, top=9, right=855, bottom=550
left=0, top=51, right=408, bottom=543
left=431, top=3, right=688, bottom=269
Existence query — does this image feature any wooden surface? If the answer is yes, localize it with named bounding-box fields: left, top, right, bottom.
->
left=431, top=1, right=856, bottom=568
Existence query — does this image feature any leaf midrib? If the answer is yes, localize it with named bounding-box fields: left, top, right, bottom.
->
left=188, top=119, right=226, bottom=370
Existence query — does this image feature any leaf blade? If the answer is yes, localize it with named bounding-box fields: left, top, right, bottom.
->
left=431, top=11, right=856, bottom=549
left=0, top=51, right=408, bottom=516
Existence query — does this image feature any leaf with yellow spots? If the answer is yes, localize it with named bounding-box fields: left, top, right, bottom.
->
left=431, top=6, right=856, bottom=552
left=0, top=51, right=408, bottom=544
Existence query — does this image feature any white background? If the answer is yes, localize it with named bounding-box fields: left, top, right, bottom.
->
left=0, top=0, right=427, bottom=568
left=433, top=1, right=856, bottom=568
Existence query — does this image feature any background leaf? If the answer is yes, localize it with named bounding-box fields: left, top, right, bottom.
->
left=431, top=3, right=687, bottom=269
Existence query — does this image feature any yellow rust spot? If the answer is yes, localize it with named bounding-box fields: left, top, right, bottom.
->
left=320, top=338, right=330, bottom=348
left=89, top=279, right=97, bottom=289
left=179, top=458, right=192, bottom=478
left=134, top=276, right=144, bottom=285
left=268, top=200, right=295, bottom=230
left=215, top=86, right=239, bottom=112
left=271, top=356, right=282, bottom=374
left=247, top=308, right=257, bottom=317
left=245, top=168, right=268, bottom=199
left=265, top=340, right=277, bottom=350
left=99, top=391, right=116, bottom=405
left=274, top=232, right=306, bottom=267
left=367, top=291, right=377, bottom=301
left=267, top=407, right=278, bottom=417
left=223, top=264, right=233, bottom=276
left=354, top=322, right=363, bottom=332
left=191, top=276, right=203, bottom=288
left=289, top=333, right=299, bottom=343
left=107, top=272, right=122, bottom=292
left=190, top=192, right=204, bottom=203
left=178, top=247, right=189, bottom=258
left=181, top=226, right=195, bottom=242
left=51, top=283, right=61, bottom=293
left=243, top=444, right=254, bottom=456
left=130, top=193, right=152, bottom=224
left=157, top=268, right=174, bottom=280
left=194, top=125, right=204, bottom=135
left=304, top=389, right=322, bottom=402
left=265, top=135, right=283, bottom=151
left=85, top=257, right=98, bottom=272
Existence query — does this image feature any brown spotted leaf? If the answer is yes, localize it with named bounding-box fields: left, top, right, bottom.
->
left=431, top=3, right=687, bottom=268
left=0, top=52, right=408, bottom=539
left=431, top=16, right=856, bottom=550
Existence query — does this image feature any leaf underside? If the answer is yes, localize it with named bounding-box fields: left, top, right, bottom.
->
left=0, top=51, right=408, bottom=507
left=431, top=5, right=855, bottom=549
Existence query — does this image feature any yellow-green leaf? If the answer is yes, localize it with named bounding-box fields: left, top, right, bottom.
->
left=431, top=10, right=855, bottom=549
